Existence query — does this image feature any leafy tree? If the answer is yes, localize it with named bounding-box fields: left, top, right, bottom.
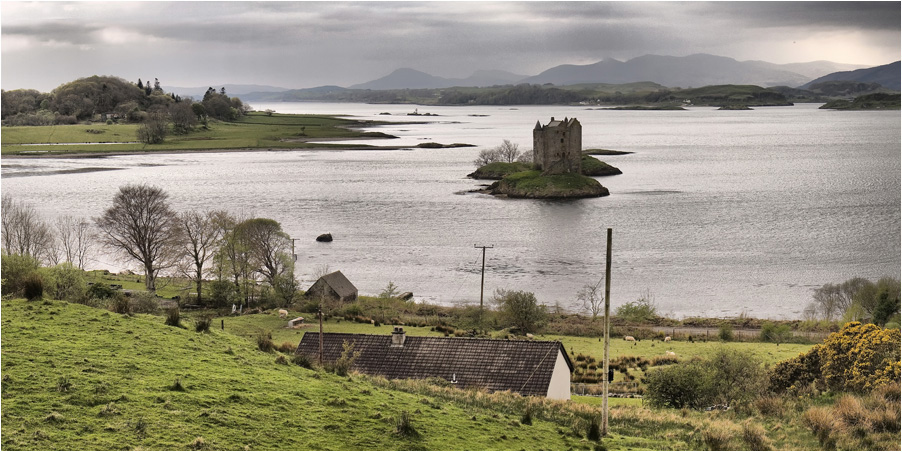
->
left=41, top=262, right=87, bottom=302
left=872, top=292, right=900, bottom=327
left=235, top=218, right=293, bottom=287
left=136, top=109, right=168, bottom=144
left=494, top=289, right=547, bottom=334
left=0, top=89, right=50, bottom=120
left=191, top=102, right=208, bottom=126
left=645, top=348, right=766, bottom=409
left=169, top=101, right=197, bottom=135
left=760, top=321, right=792, bottom=344
left=614, top=290, right=658, bottom=323
left=95, top=184, right=182, bottom=292
left=49, top=75, right=145, bottom=119
left=808, top=277, right=901, bottom=322
left=0, top=253, right=41, bottom=297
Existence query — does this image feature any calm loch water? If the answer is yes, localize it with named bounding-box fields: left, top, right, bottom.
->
left=2, top=103, right=899, bottom=319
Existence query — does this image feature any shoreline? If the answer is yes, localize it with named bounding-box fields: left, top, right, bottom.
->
left=1, top=143, right=435, bottom=159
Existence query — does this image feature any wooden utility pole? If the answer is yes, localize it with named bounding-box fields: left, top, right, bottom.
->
left=290, top=238, right=298, bottom=262
left=602, top=228, right=612, bottom=436
left=474, top=245, right=494, bottom=312
left=318, top=308, right=324, bottom=364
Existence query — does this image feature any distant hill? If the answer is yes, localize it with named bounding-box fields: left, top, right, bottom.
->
left=801, top=61, right=901, bottom=91
left=519, top=54, right=815, bottom=88
left=165, top=84, right=291, bottom=99
left=777, top=60, right=866, bottom=80
left=349, top=68, right=527, bottom=90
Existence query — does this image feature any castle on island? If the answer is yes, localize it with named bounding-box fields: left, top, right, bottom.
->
left=533, top=117, right=582, bottom=175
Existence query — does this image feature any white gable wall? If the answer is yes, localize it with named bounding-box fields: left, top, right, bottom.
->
left=546, top=349, right=572, bottom=400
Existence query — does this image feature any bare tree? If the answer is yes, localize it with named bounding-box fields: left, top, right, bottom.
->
left=52, top=215, right=94, bottom=269
left=577, top=279, right=604, bottom=321
left=1, top=194, right=53, bottom=261
left=95, top=184, right=181, bottom=292
left=473, top=147, right=502, bottom=167
left=179, top=209, right=227, bottom=305
left=497, top=139, right=521, bottom=163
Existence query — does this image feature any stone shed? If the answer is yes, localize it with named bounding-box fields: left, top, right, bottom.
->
left=305, top=270, right=358, bottom=302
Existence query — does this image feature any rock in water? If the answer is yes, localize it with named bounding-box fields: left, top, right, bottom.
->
left=316, top=233, right=333, bottom=242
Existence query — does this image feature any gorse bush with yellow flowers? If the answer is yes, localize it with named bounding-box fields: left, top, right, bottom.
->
left=770, top=321, right=900, bottom=394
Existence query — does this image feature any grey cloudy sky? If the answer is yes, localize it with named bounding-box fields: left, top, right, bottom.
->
left=2, top=1, right=900, bottom=92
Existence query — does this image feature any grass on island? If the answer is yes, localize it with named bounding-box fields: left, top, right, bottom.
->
left=498, top=170, right=606, bottom=198
left=0, top=112, right=391, bottom=155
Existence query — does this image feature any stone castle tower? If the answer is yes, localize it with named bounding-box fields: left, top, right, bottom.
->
left=533, top=117, right=582, bottom=175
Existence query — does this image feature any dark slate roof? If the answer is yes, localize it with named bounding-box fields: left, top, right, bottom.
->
left=295, top=332, right=572, bottom=397
left=317, top=271, right=357, bottom=297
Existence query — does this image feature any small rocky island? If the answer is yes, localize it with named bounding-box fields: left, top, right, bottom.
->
left=470, top=117, right=619, bottom=199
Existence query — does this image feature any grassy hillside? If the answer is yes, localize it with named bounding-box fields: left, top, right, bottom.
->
left=0, top=298, right=589, bottom=450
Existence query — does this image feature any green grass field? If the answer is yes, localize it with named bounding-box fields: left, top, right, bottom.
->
left=1, top=113, right=391, bottom=155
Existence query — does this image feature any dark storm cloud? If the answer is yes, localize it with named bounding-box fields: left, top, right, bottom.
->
left=2, top=2, right=899, bottom=91
left=697, top=1, right=901, bottom=30
left=2, top=22, right=102, bottom=46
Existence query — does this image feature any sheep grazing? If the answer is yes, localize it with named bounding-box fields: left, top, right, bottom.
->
left=664, top=336, right=672, bottom=342
left=666, top=351, right=676, bottom=356
left=624, top=336, right=636, bottom=342
left=278, top=309, right=288, bottom=318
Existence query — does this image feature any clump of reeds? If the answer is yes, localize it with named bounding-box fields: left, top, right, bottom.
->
left=164, top=307, right=181, bottom=327
left=256, top=331, right=274, bottom=353
left=195, top=316, right=212, bottom=332
left=741, top=419, right=772, bottom=451
left=394, top=411, right=419, bottom=438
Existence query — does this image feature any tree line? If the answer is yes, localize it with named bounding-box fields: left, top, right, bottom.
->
left=1, top=75, right=250, bottom=143
left=1, top=185, right=297, bottom=309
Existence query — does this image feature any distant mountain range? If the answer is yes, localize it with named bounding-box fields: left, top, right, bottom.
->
left=801, top=61, right=901, bottom=91
left=519, top=54, right=864, bottom=88
left=345, top=54, right=869, bottom=91
left=230, top=53, right=899, bottom=102
left=349, top=68, right=527, bottom=90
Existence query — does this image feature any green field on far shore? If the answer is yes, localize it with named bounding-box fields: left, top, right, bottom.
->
left=0, top=112, right=394, bottom=155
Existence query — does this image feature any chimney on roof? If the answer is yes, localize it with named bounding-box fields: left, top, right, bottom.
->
left=391, top=326, right=406, bottom=347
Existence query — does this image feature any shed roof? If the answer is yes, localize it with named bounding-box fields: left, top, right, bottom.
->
left=296, top=332, right=573, bottom=397
left=314, top=271, right=357, bottom=298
